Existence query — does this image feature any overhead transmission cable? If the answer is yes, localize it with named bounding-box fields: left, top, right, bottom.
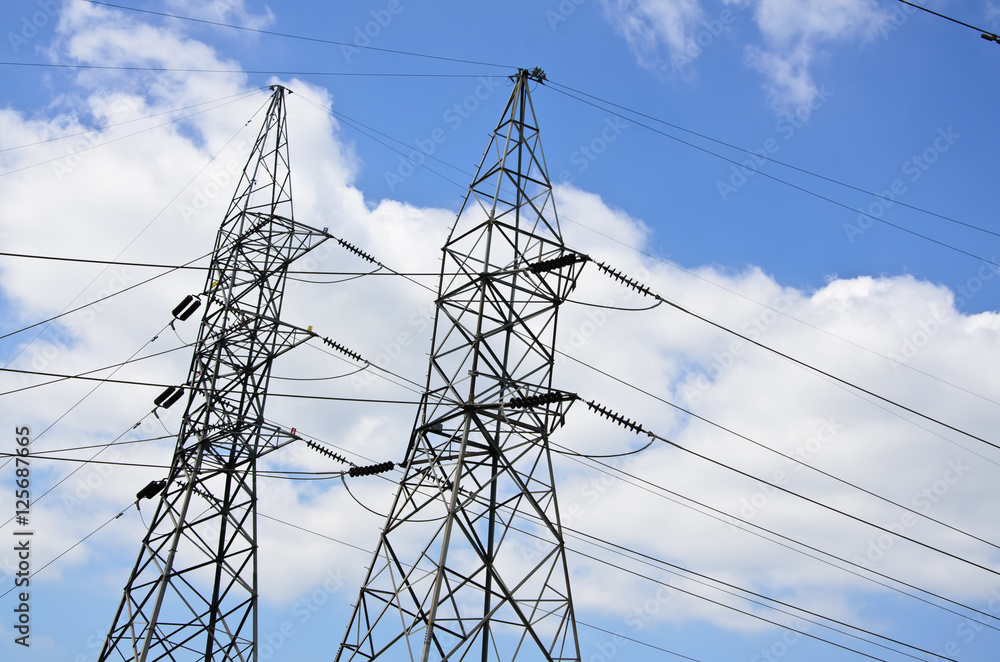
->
left=85, top=1, right=517, bottom=70
left=589, top=261, right=997, bottom=451
left=546, top=85, right=1000, bottom=272
left=0, top=89, right=263, bottom=178
left=0, top=252, right=211, bottom=343
left=299, top=92, right=998, bottom=409
left=0, top=61, right=498, bottom=78
left=0, top=88, right=266, bottom=156
left=2, top=92, right=271, bottom=370
left=579, top=396, right=1000, bottom=581
left=255, top=510, right=705, bottom=660
left=570, top=458, right=1000, bottom=632
left=545, top=79, right=1000, bottom=241
left=555, top=348, right=1000, bottom=548
left=348, top=449, right=945, bottom=661
left=897, top=0, right=1000, bottom=44
left=564, top=449, right=1000, bottom=630
left=0, top=342, right=193, bottom=398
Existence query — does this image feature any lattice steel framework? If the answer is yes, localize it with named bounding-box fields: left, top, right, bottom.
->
left=337, top=69, right=584, bottom=662
left=100, top=85, right=329, bottom=661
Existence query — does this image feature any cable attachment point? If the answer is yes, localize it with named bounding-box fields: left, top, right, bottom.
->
left=585, top=400, right=646, bottom=435
left=513, top=67, right=547, bottom=84
left=595, top=262, right=656, bottom=298
left=506, top=391, right=577, bottom=409
left=528, top=253, right=589, bottom=274
left=336, top=238, right=379, bottom=265
left=321, top=337, right=367, bottom=364
left=305, top=439, right=351, bottom=466
left=348, top=461, right=395, bottom=477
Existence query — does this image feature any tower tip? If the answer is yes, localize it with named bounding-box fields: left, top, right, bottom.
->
left=512, top=67, right=547, bottom=84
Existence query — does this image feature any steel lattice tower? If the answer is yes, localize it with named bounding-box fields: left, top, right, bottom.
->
left=100, top=85, right=329, bottom=662
left=337, top=69, right=584, bottom=662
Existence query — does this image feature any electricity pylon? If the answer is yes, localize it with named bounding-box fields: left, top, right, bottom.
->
left=337, top=68, right=584, bottom=662
left=99, top=85, right=329, bottom=661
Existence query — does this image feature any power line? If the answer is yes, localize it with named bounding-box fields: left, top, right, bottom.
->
left=897, top=0, right=1000, bottom=43
left=0, top=61, right=497, bottom=78
left=309, top=90, right=999, bottom=410
left=560, top=521, right=952, bottom=662
left=0, top=91, right=264, bottom=178
left=0, top=343, right=192, bottom=398
left=0, top=254, right=209, bottom=342
left=86, top=1, right=518, bottom=70
left=0, top=88, right=265, bottom=156
left=0, top=501, right=135, bottom=600
left=0, top=366, right=423, bottom=404
left=580, top=397, right=1000, bottom=584
left=2, top=95, right=270, bottom=371
left=565, top=451, right=1000, bottom=630
left=590, top=261, right=998, bottom=452
left=545, top=79, right=1000, bottom=241
left=546, top=85, right=1000, bottom=272
left=557, top=350, right=1000, bottom=547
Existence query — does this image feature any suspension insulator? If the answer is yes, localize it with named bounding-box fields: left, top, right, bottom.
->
left=506, top=391, right=576, bottom=409
left=154, top=386, right=184, bottom=409
left=171, top=295, right=202, bottom=321
left=337, top=238, right=379, bottom=265
left=305, top=439, right=350, bottom=465
left=348, top=461, right=395, bottom=477
left=585, top=400, right=645, bottom=435
left=321, top=337, right=366, bottom=363
left=595, top=262, right=655, bottom=298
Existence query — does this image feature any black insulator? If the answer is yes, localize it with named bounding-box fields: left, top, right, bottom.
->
left=171, top=295, right=202, bottom=321
left=507, top=391, right=576, bottom=409
left=982, top=33, right=998, bottom=42
left=162, top=387, right=184, bottom=409
left=177, top=298, right=201, bottom=321
left=529, top=253, right=588, bottom=274
left=136, top=479, right=166, bottom=501
left=348, top=461, right=395, bottom=477
left=172, top=295, right=193, bottom=317
left=154, top=386, right=180, bottom=408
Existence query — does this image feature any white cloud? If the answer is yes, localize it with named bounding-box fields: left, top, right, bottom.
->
left=166, top=0, right=276, bottom=30
left=602, top=0, right=888, bottom=112
left=742, top=0, right=887, bottom=111
left=600, top=0, right=706, bottom=70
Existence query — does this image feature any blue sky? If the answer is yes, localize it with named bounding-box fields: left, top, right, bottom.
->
left=1, top=1, right=999, bottom=661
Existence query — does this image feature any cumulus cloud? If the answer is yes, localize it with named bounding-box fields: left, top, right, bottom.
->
left=1, top=3, right=998, bottom=658
left=599, top=0, right=707, bottom=71
left=741, top=0, right=887, bottom=111
left=602, top=0, right=888, bottom=112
